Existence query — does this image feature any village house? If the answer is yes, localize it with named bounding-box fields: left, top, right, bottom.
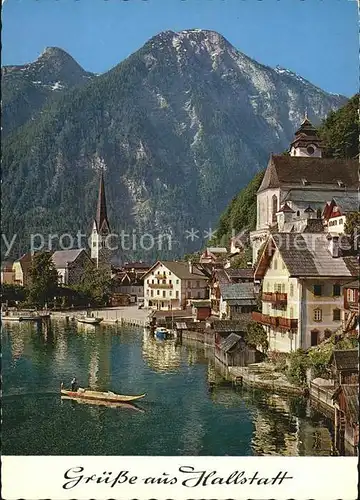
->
left=111, top=270, right=146, bottom=302
left=199, top=247, right=228, bottom=265
left=332, top=384, right=359, bottom=449
left=250, top=116, right=358, bottom=263
left=229, top=229, right=250, bottom=256
left=323, top=194, right=359, bottom=234
left=209, top=267, right=254, bottom=315
left=12, top=252, right=35, bottom=286
left=329, top=350, right=358, bottom=386
left=143, top=261, right=209, bottom=310
left=219, top=282, right=257, bottom=319
left=252, top=233, right=359, bottom=352
left=52, top=249, right=93, bottom=286
left=1, top=260, right=15, bottom=284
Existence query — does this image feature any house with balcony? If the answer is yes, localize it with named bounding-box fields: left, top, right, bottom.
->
left=252, top=232, right=359, bottom=352
left=209, top=267, right=254, bottom=316
left=143, top=261, right=209, bottom=310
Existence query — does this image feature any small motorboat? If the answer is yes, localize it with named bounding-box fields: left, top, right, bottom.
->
left=154, top=327, right=176, bottom=340
left=77, top=315, right=103, bottom=325
left=60, top=385, right=146, bottom=403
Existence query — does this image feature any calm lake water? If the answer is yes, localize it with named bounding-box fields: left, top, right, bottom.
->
left=2, top=320, right=341, bottom=456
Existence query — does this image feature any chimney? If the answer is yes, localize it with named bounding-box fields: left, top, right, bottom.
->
left=328, top=235, right=340, bottom=258
left=188, top=260, right=193, bottom=274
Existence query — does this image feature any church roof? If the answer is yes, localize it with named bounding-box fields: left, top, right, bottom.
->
left=258, top=155, right=358, bottom=193
left=95, top=172, right=110, bottom=233
left=290, top=117, right=323, bottom=148
left=277, top=202, right=295, bottom=213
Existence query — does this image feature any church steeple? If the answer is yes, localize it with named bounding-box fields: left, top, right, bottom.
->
left=95, top=171, right=110, bottom=233
left=289, top=113, right=323, bottom=158
left=91, top=171, right=111, bottom=270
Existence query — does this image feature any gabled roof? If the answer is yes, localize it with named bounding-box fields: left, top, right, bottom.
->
left=52, top=249, right=89, bottom=268
left=225, top=268, right=253, bottom=280
left=219, top=282, right=255, bottom=300
left=219, top=333, right=245, bottom=353
left=277, top=202, right=295, bottom=213
left=255, top=233, right=359, bottom=279
left=330, top=349, right=358, bottom=371
left=258, top=155, right=358, bottom=193
left=144, top=260, right=208, bottom=280
left=209, top=317, right=251, bottom=333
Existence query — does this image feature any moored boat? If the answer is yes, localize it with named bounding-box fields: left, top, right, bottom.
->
left=61, top=395, right=145, bottom=412
left=60, top=386, right=146, bottom=403
left=77, top=315, right=103, bottom=325
left=1, top=314, right=42, bottom=322
left=154, top=326, right=176, bottom=340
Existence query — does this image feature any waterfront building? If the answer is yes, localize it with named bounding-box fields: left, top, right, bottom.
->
left=143, top=260, right=209, bottom=310
left=252, top=233, right=359, bottom=352
left=90, top=171, right=112, bottom=273
left=250, top=116, right=358, bottom=263
left=111, top=269, right=147, bottom=302
left=209, top=267, right=253, bottom=316
left=214, top=333, right=257, bottom=367
left=51, top=249, right=93, bottom=286
left=342, top=280, right=359, bottom=334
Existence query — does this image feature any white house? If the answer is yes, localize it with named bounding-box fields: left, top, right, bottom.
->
left=253, top=233, right=359, bottom=352
left=143, top=261, right=209, bottom=310
left=52, top=249, right=93, bottom=286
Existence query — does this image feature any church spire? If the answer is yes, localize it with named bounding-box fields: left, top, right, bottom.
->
left=95, top=171, right=110, bottom=233
left=289, top=114, right=323, bottom=158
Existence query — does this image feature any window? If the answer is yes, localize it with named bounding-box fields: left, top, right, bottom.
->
left=333, top=284, right=341, bottom=297
left=316, top=209, right=322, bottom=219
left=176, top=291, right=179, bottom=298
left=169, top=272, right=172, bottom=276
left=169, top=290, right=172, bottom=296
left=163, top=290, right=166, bottom=297
left=272, top=194, right=278, bottom=223
left=169, top=279, right=172, bottom=284
left=313, top=285, right=322, bottom=296
left=296, top=210, right=300, bottom=217
left=347, top=289, right=355, bottom=302
left=176, top=280, right=179, bottom=285
left=311, top=330, right=319, bottom=346
left=162, top=279, right=166, bottom=284
left=151, top=290, right=153, bottom=297
left=92, top=241, right=96, bottom=247
left=196, top=281, right=200, bottom=288
left=187, top=280, right=191, bottom=288
left=290, top=284, right=294, bottom=297
left=307, top=146, right=315, bottom=155
left=152, top=279, right=154, bottom=284
left=339, top=218, right=343, bottom=224
left=313, top=308, right=322, bottom=322
left=197, top=291, right=201, bottom=298
left=333, top=309, right=341, bottom=321
left=157, top=290, right=160, bottom=296
left=274, top=259, right=278, bottom=270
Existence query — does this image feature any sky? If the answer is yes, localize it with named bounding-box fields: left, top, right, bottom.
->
left=2, top=0, right=358, bottom=97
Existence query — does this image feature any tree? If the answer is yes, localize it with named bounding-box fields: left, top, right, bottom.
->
left=1, top=283, right=27, bottom=305
left=74, top=261, right=112, bottom=306
left=245, top=320, right=268, bottom=353
left=344, top=211, right=360, bottom=251
left=27, top=252, right=59, bottom=306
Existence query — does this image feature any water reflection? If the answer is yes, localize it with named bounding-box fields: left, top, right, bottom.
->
left=1, top=321, right=350, bottom=456
left=141, top=331, right=181, bottom=372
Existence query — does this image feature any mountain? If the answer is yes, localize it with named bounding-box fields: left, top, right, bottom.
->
left=2, top=47, right=94, bottom=137
left=2, top=30, right=347, bottom=260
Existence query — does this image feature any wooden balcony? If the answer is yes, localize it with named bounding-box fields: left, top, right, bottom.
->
left=148, top=283, right=173, bottom=289
left=252, top=312, right=298, bottom=330
left=251, top=311, right=278, bottom=327
left=278, top=317, right=298, bottom=330
left=262, top=292, right=287, bottom=305
left=155, top=273, right=167, bottom=279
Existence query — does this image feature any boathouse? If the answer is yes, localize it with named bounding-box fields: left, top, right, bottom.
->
left=214, top=333, right=257, bottom=367
left=332, top=384, right=359, bottom=449
left=329, top=350, right=358, bottom=385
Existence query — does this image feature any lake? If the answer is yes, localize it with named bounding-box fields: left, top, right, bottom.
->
left=2, top=320, right=341, bottom=456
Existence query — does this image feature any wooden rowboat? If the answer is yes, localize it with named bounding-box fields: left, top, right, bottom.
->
left=61, top=396, right=145, bottom=412
left=60, top=387, right=146, bottom=403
